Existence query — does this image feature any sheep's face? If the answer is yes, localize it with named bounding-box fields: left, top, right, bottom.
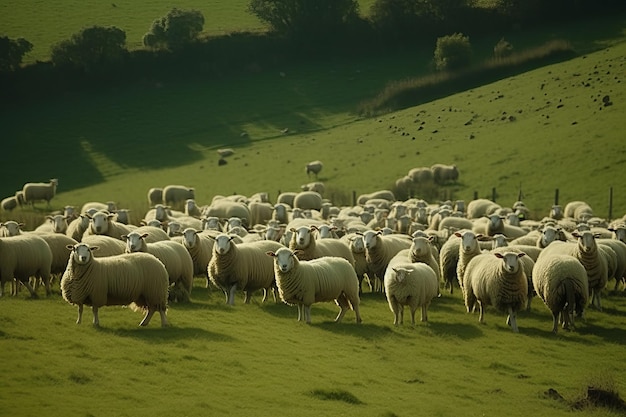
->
left=392, top=267, right=410, bottom=283
left=317, top=225, right=335, bottom=239
left=492, top=234, right=508, bottom=248
left=573, top=230, right=598, bottom=253
left=145, top=219, right=162, bottom=228
left=265, top=226, right=281, bottom=241
left=202, top=217, right=220, bottom=230
left=362, top=230, right=379, bottom=250
left=155, top=205, right=169, bottom=221
left=293, top=226, right=312, bottom=248
left=185, top=199, right=196, bottom=212
left=410, top=237, right=430, bottom=257
left=89, top=212, right=110, bottom=234
left=48, top=214, right=68, bottom=233
left=182, top=229, right=199, bottom=248
left=612, top=226, right=626, bottom=243
left=2, top=221, right=22, bottom=236
left=124, top=232, right=144, bottom=253
left=350, top=235, right=365, bottom=254
left=215, top=234, right=233, bottom=254
left=541, top=226, right=559, bottom=246
left=167, top=222, right=182, bottom=237
left=72, top=244, right=94, bottom=265
left=227, top=217, right=242, bottom=231
left=494, top=252, right=524, bottom=274
left=460, top=231, right=478, bottom=252
left=274, top=248, right=296, bottom=273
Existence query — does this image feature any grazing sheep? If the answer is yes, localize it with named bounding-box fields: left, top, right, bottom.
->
left=162, top=185, right=195, bottom=208
left=80, top=235, right=127, bottom=257
left=1, top=220, right=25, bottom=237
left=289, top=226, right=355, bottom=267
left=267, top=247, right=361, bottom=324
left=360, top=230, right=412, bottom=292
left=1, top=196, right=18, bottom=211
left=147, top=188, right=163, bottom=206
left=208, top=234, right=284, bottom=305
left=0, top=234, right=53, bottom=298
left=305, top=160, right=323, bottom=178
left=430, top=164, right=459, bottom=185
left=22, top=178, right=58, bottom=206
left=532, top=254, right=589, bottom=333
left=463, top=251, right=528, bottom=332
left=83, top=211, right=134, bottom=240
left=539, top=231, right=608, bottom=311
left=384, top=263, right=439, bottom=325
left=181, top=228, right=217, bottom=287
left=123, top=232, right=194, bottom=302
left=61, top=243, right=169, bottom=327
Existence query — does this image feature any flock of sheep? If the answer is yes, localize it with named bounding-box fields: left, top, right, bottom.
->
left=1, top=169, right=626, bottom=334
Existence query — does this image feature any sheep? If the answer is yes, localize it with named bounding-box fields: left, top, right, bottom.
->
left=61, top=243, right=169, bottom=327
left=439, top=232, right=461, bottom=294
left=249, top=192, right=269, bottom=203
left=305, top=160, right=323, bottom=178
left=384, top=263, right=439, bottom=325
left=360, top=230, right=412, bottom=292
left=32, top=232, right=78, bottom=279
left=0, top=234, right=53, bottom=298
left=146, top=204, right=202, bottom=231
left=276, top=192, right=297, bottom=207
left=430, top=164, right=459, bottom=185
left=204, top=200, right=251, bottom=229
left=455, top=230, right=484, bottom=291
left=472, top=214, right=527, bottom=238
left=34, top=214, right=68, bottom=234
left=407, top=166, right=434, bottom=184
left=438, top=216, right=473, bottom=233
left=267, top=247, right=361, bottom=324
left=129, top=225, right=170, bottom=243
left=539, top=230, right=608, bottom=310
left=340, top=233, right=371, bottom=293
left=564, top=201, right=594, bottom=222
left=217, top=148, right=235, bottom=157
left=532, top=254, right=589, bottom=333
left=466, top=199, right=502, bottom=219
left=201, top=216, right=223, bottom=231
left=22, top=178, right=58, bottom=206
left=292, top=191, right=323, bottom=211
left=491, top=246, right=537, bottom=311
left=1, top=196, right=18, bottom=211
left=181, top=228, right=218, bottom=287
left=65, top=215, right=90, bottom=242
left=83, top=211, right=134, bottom=240
left=122, top=231, right=194, bottom=302
left=463, top=251, right=528, bottom=332
left=408, top=235, right=441, bottom=282
left=1, top=220, right=25, bottom=237
left=184, top=199, right=203, bottom=217
left=249, top=201, right=274, bottom=227
left=356, top=190, right=395, bottom=206
left=599, top=237, right=626, bottom=290
left=112, top=209, right=131, bottom=225
left=81, top=201, right=117, bottom=214
left=80, top=235, right=127, bottom=257
left=147, top=187, right=163, bottom=206
left=289, top=226, right=355, bottom=267
left=162, top=185, right=195, bottom=208
left=208, top=234, right=284, bottom=305
left=301, top=182, right=325, bottom=195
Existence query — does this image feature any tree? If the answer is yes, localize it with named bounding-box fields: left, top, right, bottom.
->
left=143, top=8, right=205, bottom=50
left=433, top=33, right=472, bottom=71
left=0, top=36, right=33, bottom=72
left=247, top=0, right=360, bottom=42
left=51, top=26, right=127, bottom=72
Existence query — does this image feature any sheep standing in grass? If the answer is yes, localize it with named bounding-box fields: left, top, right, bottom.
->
left=597, top=238, right=626, bottom=290
left=163, top=185, right=195, bottom=208
left=532, top=254, right=589, bottom=333
left=289, top=226, right=355, bottom=266
left=539, top=230, right=608, bottom=310
left=66, top=215, right=90, bottom=242
left=33, top=232, right=78, bottom=280
left=208, top=234, right=284, bottom=305
left=61, top=243, right=169, bottom=327
left=384, top=263, right=439, bottom=325
left=430, top=164, right=459, bottom=185
left=123, top=232, right=194, bottom=302
left=83, top=211, right=135, bottom=240
left=455, top=230, right=484, bottom=291
left=148, top=187, right=163, bottom=206
left=360, top=230, right=412, bottom=292
left=341, top=233, right=370, bottom=293
left=408, top=235, right=441, bottom=282
left=439, top=232, right=461, bottom=294
left=0, top=234, right=53, bottom=298
left=181, top=228, right=217, bottom=287
left=305, top=160, right=323, bottom=178
left=22, top=178, right=58, bottom=206
left=463, top=251, right=528, bottom=332
left=267, top=247, right=362, bottom=324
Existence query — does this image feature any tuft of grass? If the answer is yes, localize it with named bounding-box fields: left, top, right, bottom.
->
left=571, top=372, right=626, bottom=411
left=309, top=389, right=364, bottom=405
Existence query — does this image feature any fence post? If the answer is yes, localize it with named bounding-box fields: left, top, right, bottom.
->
left=352, top=190, right=357, bottom=206
left=473, top=191, right=478, bottom=200
left=608, top=186, right=613, bottom=222
left=554, top=188, right=559, bottom=206
left=492, top=187, right=496, bottom=203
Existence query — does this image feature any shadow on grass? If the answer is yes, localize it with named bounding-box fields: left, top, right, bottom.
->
left=97, top=325, right=237, bottom=342
left=427, top=321, right=484, bottom=340
left=314, top=321, right=397, bottom=341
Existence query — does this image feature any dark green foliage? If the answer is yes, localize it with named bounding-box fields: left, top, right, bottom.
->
left=434, top=32, right=472, bottom=71
left=247, top=0, right=361, bottom=43
left=50, top=26, right=127, bottom=73
left=0, top=36, right=33, bottom=72
left=143, top=8, right=205, bottom=50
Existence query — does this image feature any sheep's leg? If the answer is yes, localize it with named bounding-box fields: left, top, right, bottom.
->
left=140, top=308, right=155, bottom=326
left=243, top=290, right=251, bottom=304
left=76, top=304, right=84, bottom=324
left=551, top=312, right=559, bottom=334
left=158, top=310, right=169, bottom=327
left=227, top=284, right=237, bottom=306
left=92, top=306, right=100, bottom=327
left=507, top=307, right=519, bottom=333
left=261, top=288, right=268, bottom=303
left=20, top=279, right=38, bottom=299
left=297, top=304, right=304, bottom=322
left=304, top=305, right=312, bottom=324
left=421, top=305, right=428, bottom=323
left=335, top=295, right=349, bottom=323
left=478, top=302, right=485, bottom=324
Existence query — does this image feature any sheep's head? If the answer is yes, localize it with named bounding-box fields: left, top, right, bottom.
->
left=214, top=234, right=236, bottom=255
left=292, top=226, right=313, bottom=248
left=1, top=221, right=24, bottom=236
left=410, top=237, right=431, bottom=257
left=182, top=228, right=200, bottom=249
left=349, top=235, right=365, bottom=254
left=362, top=230, right=381, bottom=250
left=392, top=267, right=411, bottom=283
left=167, top=221, right=183, bottom=237
left=494, top=251, right=525, bottom=274
left=89, top=212, right=112, bottom=234
left=457, top=230, right=479, bottom=253
left=268, top=247, right=299, bottom=273
left=123, top=232, right=147, bottom=253
left=68, top=243, right=97, bottom=265
left=572, top=230, right=600, bottom=253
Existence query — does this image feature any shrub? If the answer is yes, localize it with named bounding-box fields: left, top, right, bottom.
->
left=433, top=32, right=472, bottom=71
left=143, top=8, right=205, bottom=50
left=493, top=37, right=514, bottom=60
left=51, top=26, right=127, bottom=73
left=0, top=36, right=33, bottom=72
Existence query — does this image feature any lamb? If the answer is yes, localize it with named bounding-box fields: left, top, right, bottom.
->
left=148, top=187, right=163, bottom=206
left=539, top=230, right=608, bottom=311
left=289, top=226, right=355, bottom=267
left=430, top=164, right=459, bottom=185
left=305, top=160, right=323, bottom=178
left=162, top=185, right=195, bottom=208
left=360, top=230, right=412, bottom=292
left=0, top=234, right=53, bottom=298
left=208, top=234, right=284, bottom=305
left=384, top=263, right=439, bottom=325
left=83, top=211, right=134, bottom=240
left=22, top=178, right=58, bottom=206
left=463, top=251, right=528, bottom=332
left=61, top=243, right=169, bottom=327
left=1, top=220, right=25, bottom=237
left=532, top=254, right=589, bottom=333
left=267, top=247, right=362, bottom=324
left=181, top=228, right=218, bottom=287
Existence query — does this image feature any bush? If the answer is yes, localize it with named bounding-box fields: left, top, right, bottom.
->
left=433, top=32, right=472, bottom=71
left=51, top=26, right=127, bottom=73
left=0, top=36, right=33, bottom=72
left=143, top=8, right=205, bottom=50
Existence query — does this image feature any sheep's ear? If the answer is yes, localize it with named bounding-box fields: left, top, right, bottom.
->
left=572, top=231, right=581, bottom=238
left=494, top=252, right=504, bottom=259
left=293, top=250, right=303, bottom=258
left=91, top=246, right=100, bottom=252
left=121, top=235, right=128, bottom=241
left=66, top=244, right=74, bottom=251
left=453, top=231, right=462, bottom=238
left=517, top=252, right=526, bottom=258
left=141, top=233, right=149, bottom=239
left=266, top=251, right=276, bottom=257
left=593, top=233, right=602, bottom=239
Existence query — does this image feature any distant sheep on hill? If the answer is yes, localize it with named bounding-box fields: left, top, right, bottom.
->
left=22, top=178, right=58, bottom=206
left=305, top=160, right=323, bottom=178
left=430, top=164, right=458, bottom=185
left=163, top=185, right=195, bottom=207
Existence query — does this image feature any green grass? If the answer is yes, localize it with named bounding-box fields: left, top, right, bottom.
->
left=1, top=278, right=625, bottom=416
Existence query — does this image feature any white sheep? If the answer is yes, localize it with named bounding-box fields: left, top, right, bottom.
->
left=267, top=247, right=362, bottom=324
left=112, top=209, right=131, bottom=225
left=276, top=192, right=297, bottom=207
left=162, top=185, right=195, bottom=208
left=0, top=234, right=53, bottom=298
left=249, top=201, right=274, bottom=227
left=407, top=166, right=434, bottom=184
left=408, top=235, right=441, bottom=283
left=22, top=178, right=58, bottom=206
left=147, top=187, right=163, bottom=206
left=532, top=254, right=589, bottom=333
left=472, top=214, right=527, bottom=238
left=208, top=234, right=284, bottom=305
left=61, top=243, right=169, bottom=327
left=123, top=232, right=194, bottom=302
left=384, top=263, right=439, bottom=325
left=184, top=199, right=203, bottom=217
left=204, top=200, right=251, bottom=229
left=360, top=229, right=412, bottom=292
left=301, top=181, right=325, bottom=195
left=80, top=235, right=127, bottom=257
left=430, top=164, right=459, bottom=185
left=83, top=211, right=134, bottom=240
left=340, top=233, right=371, bottom=293
left=305, top=160, right=323, bottom=178
left=34, top=214, right=68, bottom=234
left=356, top=190, right=395, bottom=206
left=181, top=228, right=218, bottom=287
left=463, top=251, right=528, bottom=332
left=0, top=220, right=25, bottom=237
left=80, top=201, right=117, bottom=214
left=32, top=232, right=78, bottom=278
left=539, top=230, right=608, bottom=311
left=455, top=230, right=484, bottom=291
left=1, top=196, right=18, bottom=211
left=438, top=232, right=461, bottom=294
left=292, top=191, right=323, bottom=211
left=289, top=225, right=355, bottom=267
left=466, top=198, right=501, bottom=219
left=597, top=238, right=626, bottom=290
left=564, top=201, right=593, bottom=222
